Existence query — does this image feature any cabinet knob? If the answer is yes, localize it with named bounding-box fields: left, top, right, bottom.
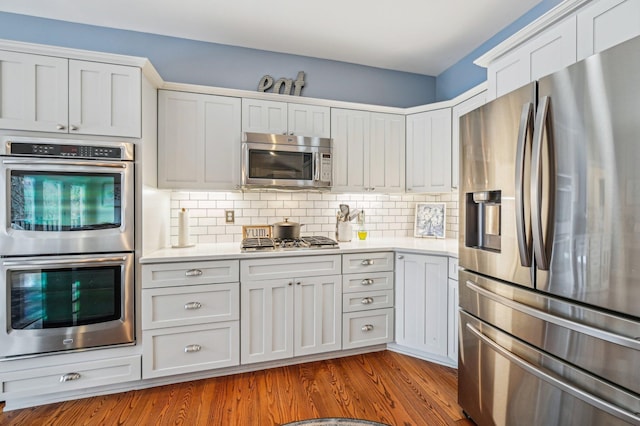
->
left=288, top=281, right=293, bottom=286
left=288, top=131, right=294, bottom=135
left=361, top=324, right=374, bottom=332
left=361, top=259, right=374, bottom=266
left=69, top=125, right=79, bottom=131
left=56, top=124, right=66, bottom=130
left=397, top=255, right=404, bottom=260
left=185, top=269, right=203, bottom=277
left=60, top=372, right=81, bottom=382
left=407, top=188, right=412, bottom=191
left=361, top=278, right=374, bottom=286
left=370, top=187, right=375, bottom=191
left=361, top=297, right=374, bottom=305
left=184, top=344, right=202, bottom=353
left=296, top=281, right=301, bottom=285
left=184, top=301, right=202, bottom=310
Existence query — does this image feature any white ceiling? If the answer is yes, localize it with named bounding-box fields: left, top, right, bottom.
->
left=0, top=0, right=542, bottom=76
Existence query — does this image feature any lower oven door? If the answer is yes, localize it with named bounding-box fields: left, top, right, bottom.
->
left=459, top=311, right=640, bottom=426
left=1, top=253, right=134, bottom=358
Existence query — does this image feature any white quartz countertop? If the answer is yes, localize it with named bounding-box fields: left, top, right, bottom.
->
left=140, top=237, right=458, bottom=264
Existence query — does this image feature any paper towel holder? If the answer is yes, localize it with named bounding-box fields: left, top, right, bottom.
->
left=172, top=207, right=195, bottom=248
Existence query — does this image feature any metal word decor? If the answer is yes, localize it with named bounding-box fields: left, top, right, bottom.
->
left=258, top=71, right=305, bottom=96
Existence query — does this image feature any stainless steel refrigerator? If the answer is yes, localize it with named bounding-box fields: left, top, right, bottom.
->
left=458, top=35, right=640, bottom=425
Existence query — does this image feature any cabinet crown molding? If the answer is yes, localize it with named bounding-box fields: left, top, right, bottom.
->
left=474, top=0, right=591, bottom=68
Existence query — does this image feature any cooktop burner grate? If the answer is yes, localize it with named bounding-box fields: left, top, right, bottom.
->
left=241, top=236, right=338, bottom=251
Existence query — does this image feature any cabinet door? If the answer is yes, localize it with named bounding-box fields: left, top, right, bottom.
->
left=241, top=98, right=287, bottom=134
left=68, top=60, right=141, bottom=137
left=395, top=253, right=448, bottom=357
left=369, top=113, right=405, bottom=193
left=487, top=17, right=577, bottom=100
left=577, top=0, right=640, bottom=60
left=158, top=90, right=241, bottom=190
left=451, top=90, right=487, bottom=189
left=447, top=278, right=459, bottom=365
left=294, top=275, right=342, bottom=356
left=330, top=108, right=369, bottom=191
left=406, top=109, right=452, bottom=193
left=0, top=51, right=68, bottom=133
left=241, top=279, right=294, bottom=364
left=287, top=103, right=330, bottom=137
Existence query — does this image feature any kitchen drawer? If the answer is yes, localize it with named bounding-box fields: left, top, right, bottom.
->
left=240, top=255, right=341, bottom=281
left=142, top=321, right=239, bottom=379
left=448, top=257, right=458, bottom=280
left=342, top=271, right=394, bottom=293
left=1, top=355, right=140, bottom=397
left=342, top=308, right=394, bottom=349
left=342, top=252, right=394, bottom=274
left=142, top=260, right=239, bottom=289
left=142, top=282, right=239, bottom=330
left=343, top=290, right=394, bottom=313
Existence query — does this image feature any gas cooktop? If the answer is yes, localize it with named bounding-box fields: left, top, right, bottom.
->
left=241, top=236, right=339, bottom=252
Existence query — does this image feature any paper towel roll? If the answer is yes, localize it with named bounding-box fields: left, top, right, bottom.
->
left=178, top=208, right=190, bottom=246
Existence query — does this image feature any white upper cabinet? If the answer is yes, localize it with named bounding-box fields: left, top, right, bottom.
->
left=0, top=51, right=141, bottom=137
left=242, top=98, right=330, bottom=137
left=487, top=16, right=577, bottom=100
left=158, top=90, right=241, bottom=190
left=0, top=51, right=68, bottom=133
left=577, top=0, right=640, bottom=60
left=451, top=90, right=487, bottom=189
left=331, top=108, right=404, bottom=193
left=68, top=60, right=141, bottom=137
left=405, top=108, right=452, bottom=193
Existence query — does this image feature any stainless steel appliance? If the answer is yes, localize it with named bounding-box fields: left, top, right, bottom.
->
left=0, top=253, right=134, bottom=358
left=1, top=137, right=135, bottom=358
left=241, top=236, right=339, bottom=252
left=242, top=132, right=332, bottom=190
left=459, top=36, right=640, bottom=425
left=1, top=136, right=134, bottom=255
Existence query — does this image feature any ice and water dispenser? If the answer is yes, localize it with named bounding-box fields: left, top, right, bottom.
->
left=465, top=190, right=501, bottom=252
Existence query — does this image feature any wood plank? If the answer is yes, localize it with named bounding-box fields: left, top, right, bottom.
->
left=0, top=351, right=473, bottom=425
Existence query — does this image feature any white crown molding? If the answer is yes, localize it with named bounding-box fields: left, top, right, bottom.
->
left=0, top=38, right=163, bottom=87
left=474, top=0, right=592, bottom=68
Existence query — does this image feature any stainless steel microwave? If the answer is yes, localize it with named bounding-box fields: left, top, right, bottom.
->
left=241, top=132, right=332, bottom=190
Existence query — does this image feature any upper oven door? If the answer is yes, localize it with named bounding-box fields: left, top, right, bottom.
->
left=242, top=142, right=331, bottom=189
left=1, top=157, right=134, bottom=256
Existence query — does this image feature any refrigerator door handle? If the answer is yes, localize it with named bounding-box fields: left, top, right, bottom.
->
left=515, top=102, right=534, bottom=267
left=531, top=96, right=556, bottom=271
left=466, top=323, right=640, bottom=425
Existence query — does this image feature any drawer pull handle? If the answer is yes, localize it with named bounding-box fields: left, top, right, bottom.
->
left=361, top=297, right=374, bottom=305
left=185, top=269, right=203, bottom=277
left=361, top=324, right=374, bottom=332
left=184, top=344, right=202, bottom=353
left=361, top=259, right=374, bottom=266
left=184, top=301, right=202, bottom=310
left=361, top=278, right=374, bottom=286
left=60, top=372, right=81, bottom=382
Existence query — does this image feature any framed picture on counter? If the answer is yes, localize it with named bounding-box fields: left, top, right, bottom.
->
left=414, top=203, right=446, bottom=238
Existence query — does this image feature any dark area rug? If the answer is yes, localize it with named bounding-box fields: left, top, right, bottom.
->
left=282, top=419, right=390, bottom=426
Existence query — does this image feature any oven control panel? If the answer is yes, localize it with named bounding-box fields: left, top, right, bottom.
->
left=9, top=142, right=124, bottom=159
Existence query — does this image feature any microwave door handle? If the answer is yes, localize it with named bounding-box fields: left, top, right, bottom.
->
left=2, top=159, right=127, bottom=168
left=2, top=256, right=128, bottom=267
left=515, top=102, right=534, bottom=267
left=531, top=96, right=555, bottom=271
left=313, top=152, right=320, bottom=181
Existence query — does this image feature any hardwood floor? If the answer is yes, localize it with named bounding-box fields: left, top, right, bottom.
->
left=0, top=351, right=474, bottom=425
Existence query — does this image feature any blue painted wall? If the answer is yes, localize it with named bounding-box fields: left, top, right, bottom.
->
left=0, top=12, right=435, bottom=108
left=0, top=2, right=563, bottom=106
left=435, top=0, right=564, bottom=101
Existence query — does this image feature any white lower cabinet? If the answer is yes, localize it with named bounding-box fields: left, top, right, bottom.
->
left=1, top=355, right=141, bottom=398
left=141, top=260, right=240, bottom=378
left=343, top=308, right=394, bottom=349
left=240, top=256, right=342, bottom=364
left=394, top=252, right=449, bottom=360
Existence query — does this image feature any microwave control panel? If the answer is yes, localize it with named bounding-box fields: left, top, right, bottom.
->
left=320, top=153, right=332, bottom=182
left=9, top=142, right=123, bottom=159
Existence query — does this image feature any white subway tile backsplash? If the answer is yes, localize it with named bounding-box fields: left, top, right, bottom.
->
left=169, top=190, right=460, bottom=244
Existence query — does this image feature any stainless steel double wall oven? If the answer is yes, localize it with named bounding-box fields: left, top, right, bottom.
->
left=1, top=136, right=135, bottom=358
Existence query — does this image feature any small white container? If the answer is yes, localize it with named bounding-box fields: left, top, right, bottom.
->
left=337, top=222, right=353, bottom=242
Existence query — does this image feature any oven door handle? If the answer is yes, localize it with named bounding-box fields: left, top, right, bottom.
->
left=2, top=256, right=128, bottom=267
left=2, top=159, right=127, bottom=168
